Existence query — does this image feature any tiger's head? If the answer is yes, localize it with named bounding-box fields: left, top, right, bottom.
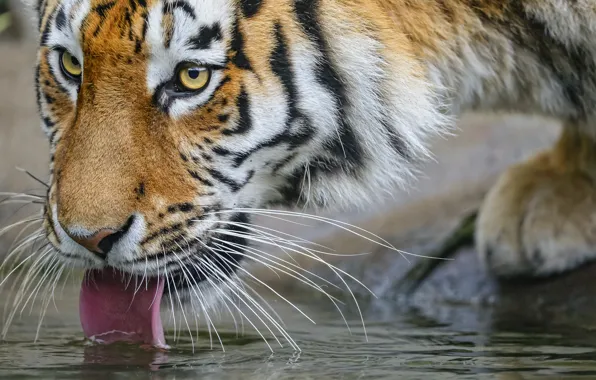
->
left=28, top=0, right=445, bottom=345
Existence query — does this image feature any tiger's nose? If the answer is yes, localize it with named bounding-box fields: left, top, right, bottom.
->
left=67, top=217, right=134, bottom=259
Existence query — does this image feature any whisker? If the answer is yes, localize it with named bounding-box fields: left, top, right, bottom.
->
left=2, top=242, right=50, bottom=322
left=211, top=219, right=335, bottom=253
left=194, top=240, right=288, bottom=350
left=170, top=242, right=223, bottom=351
left=0, top=229, right=45, bottom=274
left=36, top=265, right=65, bottom=342
left=213, top=238, right=344, bottom=298
left=212, top=240, right=350, bottom=329
left=2, top=249, right=54, bottom=338
left=15, top=167, right=49, bottom=189
left=215, top=229, right=376, bottom=297
left=171, top=244, right=197, bottom=350
left=22, top=254, right=60, bottom=315
left=214, top=229, right=372, bottom=339
left=0, top=218, right=43, bottom=240
left=0, top=192, right=44, bottom=200
left=0, top=247, right=49, bottom=290
left=212, top=208, right=441, bottom=261
left=207, top=244, right=315, bottom=324
left=198, top=244, right=306, bottom=351
left=6, top=223, right=44, bottom=257
left=179, top=234, right=241, bottom=340
left=194, top=264, right=273, bottom=351
left=162, top=250, right=178, bottom=340
left=198, top=256, right=287, bottom=351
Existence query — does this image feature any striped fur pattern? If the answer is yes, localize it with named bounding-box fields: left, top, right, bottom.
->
left=26, top=0, right=596, bottom=302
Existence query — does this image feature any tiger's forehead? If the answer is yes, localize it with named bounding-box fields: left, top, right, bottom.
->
left=42, top=0, right=235, bottom=55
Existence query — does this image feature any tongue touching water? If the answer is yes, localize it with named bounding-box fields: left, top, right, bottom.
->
left=79, top=269, right=166, bottom=348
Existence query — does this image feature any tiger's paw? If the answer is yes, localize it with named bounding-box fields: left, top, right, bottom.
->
left=476, top=140, right=596, bottom=278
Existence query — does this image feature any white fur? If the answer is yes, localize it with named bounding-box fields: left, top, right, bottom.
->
left=146, top=0, right=234, bottom=118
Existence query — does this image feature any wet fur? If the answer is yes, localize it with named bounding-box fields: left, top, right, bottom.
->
left=28, top=0, right=596, bottom=291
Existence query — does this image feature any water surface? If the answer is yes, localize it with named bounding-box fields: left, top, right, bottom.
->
left=2, top=277, right=596, bottom=380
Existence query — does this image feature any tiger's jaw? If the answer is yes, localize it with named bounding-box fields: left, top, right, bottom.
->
left=45, top=201, right=253, bottom=347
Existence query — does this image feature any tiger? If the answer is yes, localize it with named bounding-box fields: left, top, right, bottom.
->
left=14, top=0, right=596, bottom=347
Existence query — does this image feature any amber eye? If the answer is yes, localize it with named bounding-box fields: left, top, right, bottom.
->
left=59, top=50, right=82, bottom=79
left=177, top=65, right=211, bottom=92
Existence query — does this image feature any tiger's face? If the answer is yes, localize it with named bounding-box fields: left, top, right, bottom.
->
left=38, top=0, right=316, bottom=283
left=33, top=0, right=440, bottom=307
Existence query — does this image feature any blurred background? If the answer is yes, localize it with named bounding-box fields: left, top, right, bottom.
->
left=0, top=0, right=49, bottom=259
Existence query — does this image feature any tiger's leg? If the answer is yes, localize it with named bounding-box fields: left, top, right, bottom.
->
left=476, top=122, right=596, bottom=277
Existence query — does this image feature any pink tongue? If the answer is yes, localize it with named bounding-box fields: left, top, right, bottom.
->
left=79, top=269, right=166, bottom=348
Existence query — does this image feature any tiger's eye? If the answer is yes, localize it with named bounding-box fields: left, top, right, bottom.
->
left=178, top=66, right=210, bottom=91
left=60, top=51, right=82, bottom=79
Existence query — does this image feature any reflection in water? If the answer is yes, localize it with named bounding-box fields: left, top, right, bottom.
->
left=2, top=279, right=596, bottom=380
left=82, top=344, right=170, bottom=374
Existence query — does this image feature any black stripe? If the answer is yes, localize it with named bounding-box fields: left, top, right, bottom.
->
left=294, top=0, right=364, bottom=174
left=207, top=169, right=244, bottom=192
left=92, top=1, right=116, bottom=36
left=37, top=0, right=47, bottom=29
left=123, top=10, right=134, bottom=40
left=165, top=0, right=196, bottom=20
left=187, top=23, right=223, bottom=50
left=271, top=23, right=315, bottom=147
left=44, top=92, right=54, bottom=105
left=40, top=7, right=54, bottom=46
left=49, top=130, right=58, bottom=145
left=55, top=6, right=67, bottom=31
left=276, top=165, right=309, bottom=205
left=382, top=119, right=410, bottom=159
left=321, top=125, right=361, bottom=173
left=225, top=24, right=314, bottom=169
left=222, top=89, right=252, bottom=135
left=271, top=23, right=300, bottom=121
left=240, top=0, right=264, bottom=18
left=231, top=123, right=313, bottom=168
left=35, top=65, right=42, bottom=114
left=141, top=223, right=183, bottom=245
left=188, top=170, right=214, bottom=186
left=272, top=152, right=297, bottom=174
left=43, top=117, right=55, bottom=130
left=473, top=3, right=594, bottom=119
left=169, top=214, right=249, bottom=288
left=135, top=11, right=149, bottom=53
left=95, top=1, right=116, bottom=18
left=212, top=146, right=232, bottom=156
left=128, top=0, right=137, bottom=13
left=230, top=18, right=252, bottom=70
